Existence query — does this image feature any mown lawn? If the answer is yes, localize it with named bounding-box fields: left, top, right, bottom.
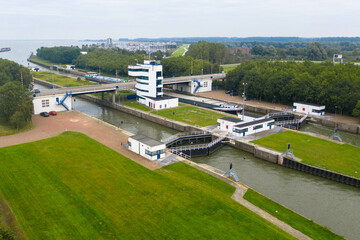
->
left=157, top=105, right=230, bottom=126
left=124, top=102, right=152, bottom=112
left=32, top=72, right=95, bottom=87
left=123, top=102, right=230, bottom=126
left=252, top=131, right=360, bottom=178
left=243, top=189, right=344, bottom=240
left=0, top=132, right=295, bottom=240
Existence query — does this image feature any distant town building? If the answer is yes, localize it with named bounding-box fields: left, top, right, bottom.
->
left=128, top=60, right=178, bottom=109
left=128, top=134, right=166, bottom=160
left=230, top=46, right=251, bottom=55
left=293, top=102, right=325, bottom=116
left=106, top=38, right=113, bottom=48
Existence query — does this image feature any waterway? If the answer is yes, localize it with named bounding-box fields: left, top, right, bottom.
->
left=12, top=40, right=360, bottom=239
left=36, top=82, right=360, bottom=239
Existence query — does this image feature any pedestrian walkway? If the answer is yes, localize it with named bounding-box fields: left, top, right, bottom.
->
left=232, top=188, right=311, bottom=240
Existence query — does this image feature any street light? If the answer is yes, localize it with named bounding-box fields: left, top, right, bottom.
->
left=242, top=82, right=247, bottom=121
left=335, top=106, right=338, bottom=117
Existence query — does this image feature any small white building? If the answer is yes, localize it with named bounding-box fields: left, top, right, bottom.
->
left=172, top=79, right=212, bottom=94
left=128, top=134, right=166, bottom=160
left=232, top=118, right=275, bottom=137
left=293, top=102, right=325, bottom=116
left=66, top=65, right=75, bottom=70
left=217, top=117, right=243, bottom=131
left=128, top=60, right=178, bottom=109
left=33, top=93, right=72, bottom=115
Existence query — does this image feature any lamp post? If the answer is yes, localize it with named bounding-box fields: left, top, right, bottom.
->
left=335, top=106, right=338, bottom=117
left=242, top=82, right=247, bottom=121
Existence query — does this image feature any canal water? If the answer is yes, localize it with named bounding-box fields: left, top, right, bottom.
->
left=34, top=82, right=360, bottom=239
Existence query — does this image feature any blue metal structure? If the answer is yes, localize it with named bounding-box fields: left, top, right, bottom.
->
left=192, top=79, right=203, bottom=94
left=56, top=91, right=72, bottom=111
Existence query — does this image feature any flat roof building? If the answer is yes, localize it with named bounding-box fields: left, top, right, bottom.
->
left=128, top=60, right=178, bottom=110
left=128, top=134, right=166, bottom=161
left=293, top=102, right=325, bottom=116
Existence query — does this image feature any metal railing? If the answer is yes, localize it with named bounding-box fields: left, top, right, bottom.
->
left=162, top=131, right=209, bottom=144
left=167, top=136, right=225, bottom=151
left=168, top=149, right=191, bottom=160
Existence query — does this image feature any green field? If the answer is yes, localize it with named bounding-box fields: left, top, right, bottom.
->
left=29, top=56, right=66, bottom=68
left=32, top=72, right=95, bottom=87
left=252, top=131, right=360, bottom=178
left=221, top=64, right=240, bottom=72
left=124, top=101, right=152, bottom=111
left=243, top=189, right=344, bottom=240
left=0, top=117, right=33, bottom=137
left=124, top=102, right=231, bottom=126
left=0, top=132, right=295, bottom=239
left=171, top=44, right=190, bottom=57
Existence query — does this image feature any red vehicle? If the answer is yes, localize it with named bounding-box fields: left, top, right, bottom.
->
left=49, top=111, right=57, bottom=116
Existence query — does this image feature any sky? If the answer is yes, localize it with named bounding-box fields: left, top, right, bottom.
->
left=1, top=0, right=360, bottom=40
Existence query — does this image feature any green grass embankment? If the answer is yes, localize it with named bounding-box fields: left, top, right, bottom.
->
left=252, top=131, right=360, bottom=178
left=171, top=44, right=190, bottom=57
left=124, top=102, right=231, bottom=126
left=32, top=72, right=95, bottom=87
left=243, top=189, right=344, bottom=240
left=29, top=56, right=66, bottom=68
left=0, top=132, right=295, bottom=239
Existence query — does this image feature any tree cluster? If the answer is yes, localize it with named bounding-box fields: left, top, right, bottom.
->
left=185, top=41, right=231, bottom=64
left=72, top=50, right=146, bottom=76
left=161, top=56, right=221, bottom=78
left=0, top=59, right=33, bottom=129
left=36, top=46, right=81, bottom=64
left=0, top=58, right=32, bottom=87
left=225, top=61, right=360, bottom=117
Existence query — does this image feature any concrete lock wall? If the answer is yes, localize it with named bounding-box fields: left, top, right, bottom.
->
left=282, top=157, right=360, bottom=187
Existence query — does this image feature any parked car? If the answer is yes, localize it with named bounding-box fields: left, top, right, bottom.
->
left=230, top=92, right=239, bottom=96
left=40, top=112, right=49, bottom=117
left=34, top=88, right=40, bottom=93
left=49, top=111, right=57, bottom=116
left=225, top=90, right=233, bottom=94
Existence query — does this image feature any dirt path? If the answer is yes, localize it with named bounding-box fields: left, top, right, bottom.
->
left=199, top=90, right=360, bottom=125
left=0, top=111, right=161, bottom=170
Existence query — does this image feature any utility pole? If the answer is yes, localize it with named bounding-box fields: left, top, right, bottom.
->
left=20, top=71, right=23, bottom=86
left=242, top=82, right=247, bottom=121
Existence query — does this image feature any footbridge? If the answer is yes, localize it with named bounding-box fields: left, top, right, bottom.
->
left=33, top=82, right=135, bottom=114
left=163, top=73, right=226, bottom=85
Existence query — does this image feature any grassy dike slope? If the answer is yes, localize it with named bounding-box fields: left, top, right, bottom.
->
left=252, top=131, right=360, bottom=178
left=32, top=72, right=95, bottom=87
left=0, top=132, right=294, bottom=239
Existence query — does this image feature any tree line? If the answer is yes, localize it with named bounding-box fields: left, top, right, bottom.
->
left=225, top=60, right=360, bottom=118
left=0, top=59, right=33, bottom=129
left=36, top=46, right=81, bottom=64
